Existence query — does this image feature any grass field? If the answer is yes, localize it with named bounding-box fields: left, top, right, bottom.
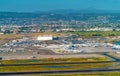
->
left=0, top=57, right=113, bottom=72
left=72, top=31, right=120, bottom=37
left=1, top=57, right=109, bottom=64
left=43, top=72, right=120, bottom=76
left=0, top=34, right=23, bottom=46
left=0, top=62, right=115, bottom=72
left=0, top=34, right=23, bottom=40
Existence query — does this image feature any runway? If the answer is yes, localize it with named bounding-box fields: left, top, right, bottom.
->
left=0, top=68, right=120, bottom=75
left=0, top=52, right=120, bottom=75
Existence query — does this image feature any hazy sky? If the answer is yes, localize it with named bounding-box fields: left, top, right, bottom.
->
left=0, top=0, right=120, bottom=12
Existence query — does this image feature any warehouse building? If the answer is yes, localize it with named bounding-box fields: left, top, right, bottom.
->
left=37, top=36, right=59, bottom=41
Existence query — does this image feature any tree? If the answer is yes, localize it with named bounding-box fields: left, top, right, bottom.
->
left=113, top=29, right=116, bottom=31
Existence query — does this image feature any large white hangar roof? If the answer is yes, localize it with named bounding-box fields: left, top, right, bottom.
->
left=37, top=36, right=53, bottom=41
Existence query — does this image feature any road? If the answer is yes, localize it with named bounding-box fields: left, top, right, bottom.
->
left=102, top=53, right=120, bottom=61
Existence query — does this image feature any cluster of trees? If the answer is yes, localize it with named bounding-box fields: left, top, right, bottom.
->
left=73, top=31, right=120, bottom=37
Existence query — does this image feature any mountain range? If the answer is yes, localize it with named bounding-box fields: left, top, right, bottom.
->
left=35, top=8, right=120, bottom=14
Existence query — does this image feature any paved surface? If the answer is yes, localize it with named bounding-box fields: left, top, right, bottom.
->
left=0, top=61, right=114, bottom=66
left=1, top=68, right=120, bottom=75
